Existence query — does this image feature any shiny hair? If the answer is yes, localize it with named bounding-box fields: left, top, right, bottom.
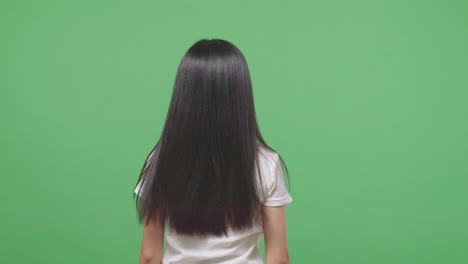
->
left=135, top=38, right=290, bottom=236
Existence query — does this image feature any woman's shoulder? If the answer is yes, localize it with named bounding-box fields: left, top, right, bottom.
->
left=257, top=144, right=280, bottom=168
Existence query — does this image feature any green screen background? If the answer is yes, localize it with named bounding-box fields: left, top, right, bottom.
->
left=1, top=0, right=467, bottom=263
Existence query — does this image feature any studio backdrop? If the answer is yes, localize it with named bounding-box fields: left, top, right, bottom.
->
left=1, top=0, right=467, bottom=263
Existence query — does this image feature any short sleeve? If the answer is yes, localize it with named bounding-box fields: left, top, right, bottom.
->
left=134, top=178, right=146, bottom=197
left=134, top=175, right=154, bottom=199
left=134, top=149, right=156, bottom=198
left=263, top=153, right=293, bottom=207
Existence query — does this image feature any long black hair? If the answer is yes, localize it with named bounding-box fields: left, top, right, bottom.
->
left=135, top=38, right=290, bottom=236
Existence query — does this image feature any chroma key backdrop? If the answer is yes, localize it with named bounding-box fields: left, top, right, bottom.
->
left=1, top=0, right=467, bottom=263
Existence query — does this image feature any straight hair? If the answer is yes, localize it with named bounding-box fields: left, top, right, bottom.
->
left=135, top=38, right=290, bottom=236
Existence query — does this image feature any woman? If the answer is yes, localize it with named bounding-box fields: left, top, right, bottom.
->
left=134, top=38, right=293, bottom=264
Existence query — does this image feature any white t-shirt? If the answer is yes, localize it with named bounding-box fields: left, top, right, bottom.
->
left=134, top=145, right=293, bottom=264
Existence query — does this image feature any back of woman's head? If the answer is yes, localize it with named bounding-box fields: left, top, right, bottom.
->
left=135, top=38, right=288, bottom=236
